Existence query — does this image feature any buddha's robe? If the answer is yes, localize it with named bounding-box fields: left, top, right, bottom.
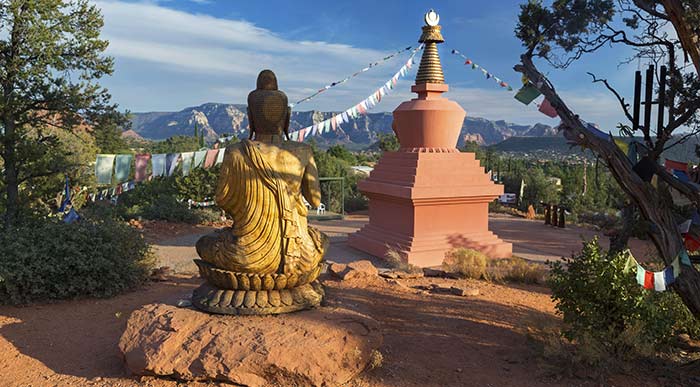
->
left=196, top=139, right=326, bottom=275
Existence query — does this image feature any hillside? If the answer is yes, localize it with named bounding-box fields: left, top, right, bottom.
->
left=129, top=102, right=556, bottom=147
left=491, top=135, right=700, bottom=162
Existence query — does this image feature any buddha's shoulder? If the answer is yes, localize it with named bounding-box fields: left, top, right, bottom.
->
left=281, top=141, right=313, bottom=154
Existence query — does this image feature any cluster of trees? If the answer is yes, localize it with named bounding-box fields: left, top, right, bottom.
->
left=513, top=0, right=700, bottom=315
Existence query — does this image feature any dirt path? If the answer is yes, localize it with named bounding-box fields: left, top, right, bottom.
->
left=149, top=214, right=656, bottom=275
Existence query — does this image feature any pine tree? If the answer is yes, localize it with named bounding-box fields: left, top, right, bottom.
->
left=0, top=0, right=118, bottom=227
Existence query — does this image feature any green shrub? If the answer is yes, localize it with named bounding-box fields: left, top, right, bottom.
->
left=548, top=238, right=700, bottom=365
left=113, top=177, right=202, bottom=224
left=0, top=217, right=155, bottom=305
left=443, top=248, right=488, bottom=279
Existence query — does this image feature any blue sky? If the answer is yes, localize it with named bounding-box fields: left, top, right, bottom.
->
left=93, top=0, right=645, bottom=129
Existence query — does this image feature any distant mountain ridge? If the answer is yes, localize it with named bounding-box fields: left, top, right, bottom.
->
left=129, top=102, right=558, bottom=148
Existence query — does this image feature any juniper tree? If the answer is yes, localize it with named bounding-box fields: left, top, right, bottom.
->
left=514, top=0, right=700, bottom=315
left=0, top=0, right=118, bottom=227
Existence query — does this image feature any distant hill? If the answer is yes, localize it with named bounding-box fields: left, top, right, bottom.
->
left=129, top=102, right=556, bottom=148
left=491, top=135, right=700, bottom=163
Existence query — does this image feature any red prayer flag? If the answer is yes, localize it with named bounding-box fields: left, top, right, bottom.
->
left=538, top=98, right=558, bottom=118
left=465, top=59, right=472, bottom=65
left=665, top=159, right=688, bottom=172
left=644, top=271, right=654, bottom=289
left=203, top=149, right=218, bottom=169
left=298, top=128, right=306, bottom=142
left=134, top=154, right=151, bottom=182
left=685, top=234, right=700, bottom=251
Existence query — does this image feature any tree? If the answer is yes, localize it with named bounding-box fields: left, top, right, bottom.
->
left=377, top=133, right=400, bottom=152
left=0, top=0, right=118, bottom=227
left=514, top=0, right=700, bottom=315
left=521, top=167, right=560, bottom=208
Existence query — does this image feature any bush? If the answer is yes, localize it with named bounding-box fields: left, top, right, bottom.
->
left=443, top=248, right=488, bottom=279
left=0, top=217, right=155, bottom=305
left=548, top=238, right=700, bottom=366
left=113, top=177, right=202, bottom=224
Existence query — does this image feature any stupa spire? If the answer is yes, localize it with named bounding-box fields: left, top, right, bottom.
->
left=415, top=9, right=445, bottom=85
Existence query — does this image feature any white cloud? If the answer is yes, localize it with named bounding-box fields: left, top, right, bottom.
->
left=93, top=0, right=629, bottom=130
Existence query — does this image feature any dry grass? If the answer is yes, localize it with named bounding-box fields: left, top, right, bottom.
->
left=442, top=249, right=548, bottom=284
left=442, top=248, right=488, bottom=279
left=384, top=245, right=423, bottom=274
left=488, top=257, right=548, bottom=284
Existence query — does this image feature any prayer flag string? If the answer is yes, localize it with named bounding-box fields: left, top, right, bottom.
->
left=624, top=248, right=692, bottom=292
left=289, top=44, right=423, bottom=141
left=450, top=49, right=513, bottom=91
left=290, top=45, right=414, bottom=108
left=450, top=48, right=564, bottom=121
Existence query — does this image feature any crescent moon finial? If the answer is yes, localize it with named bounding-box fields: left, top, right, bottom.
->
left=424, top=9, right=440, bottom=27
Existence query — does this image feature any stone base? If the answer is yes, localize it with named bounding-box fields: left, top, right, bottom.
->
left=192, top=281, right=324, bottom=315
left=119, top=303, right=382, bottom=387
left=349, top=151, right=512, bottom=267
left=349, top=225, right=512, bottom=267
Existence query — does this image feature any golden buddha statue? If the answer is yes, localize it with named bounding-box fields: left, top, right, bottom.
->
left=192, top=70, right=328, bottom=315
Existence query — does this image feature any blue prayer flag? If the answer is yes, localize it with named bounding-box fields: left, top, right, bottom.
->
left=663, top=265, right=676, bottom=287
left=58, top=176, right=71, bottom=212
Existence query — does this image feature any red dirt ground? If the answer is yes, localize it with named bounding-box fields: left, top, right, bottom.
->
left=0, top=219, right=693, bottom=387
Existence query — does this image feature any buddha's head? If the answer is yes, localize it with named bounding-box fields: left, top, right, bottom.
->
left=256, top=69, right=278, bottom=90
left=248, top=70, right=289, bottom=138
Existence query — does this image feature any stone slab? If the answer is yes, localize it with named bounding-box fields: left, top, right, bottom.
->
left=119, top=303, right=382, bottom=387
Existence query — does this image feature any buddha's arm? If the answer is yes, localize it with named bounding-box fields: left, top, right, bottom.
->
left=301, top=154, right=322, bottom=208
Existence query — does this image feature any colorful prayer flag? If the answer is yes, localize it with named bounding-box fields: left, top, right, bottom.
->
left=514, top=84, right=541, bottom=105
left=216, top=148, right=225, bottom=165
left=538, top=98, right=558, bottom=118
left=643, top=270, right=654, bottom=289
left=95, top=154, right=116, bottom=185
left=665, top=159, right=688, bottom=172
left=654, top=271, right=666, bottom=291
left=134, top=154, right=151, bottom=181
left=114, top=154, right=133, bottom=183
left=193, top=150, right=207, bottom=169
left=664, top=265, right=676, bottom=287
left=166, top=153, right=180, bottom=176
left=203, top=149, right=218, bottom=169
left=151, top=154, right=167, bottom=178
left=181, top=152, right=194, bottom=176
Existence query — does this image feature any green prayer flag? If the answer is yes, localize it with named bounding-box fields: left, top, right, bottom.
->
left=514, top=84, right=542, bottom=105
left=114, top=154, right=133, bottom=183
left=193, top=150, right=207, bottom=168
left=681, top=249, right=692, bottom=266
left=95, top=154, right=116, bottom=186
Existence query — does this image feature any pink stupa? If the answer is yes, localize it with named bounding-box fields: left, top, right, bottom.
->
left=348, top=10, right=512, bottom=267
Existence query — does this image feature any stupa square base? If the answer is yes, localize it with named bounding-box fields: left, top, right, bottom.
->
left=349, top=217, right=513, bottom=268
left=349, top=151, right=512, bottom=267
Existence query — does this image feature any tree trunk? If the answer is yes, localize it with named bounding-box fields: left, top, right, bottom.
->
left=516, top=55, right=700, bottom=317
left=610, top=203, right=635, bottom=254
left=2, top=115, right=18, bottom=228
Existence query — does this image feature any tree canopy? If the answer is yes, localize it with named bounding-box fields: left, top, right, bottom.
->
left=0, top=0, right=120, bottom=226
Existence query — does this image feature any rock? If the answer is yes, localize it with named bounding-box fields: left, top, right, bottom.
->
left=119, top=304, right=382, bottom=387
left=342, top=260, right=378, bottom=280
left=395, top=270, right=424, bottom=279
left=423, top=267, right=448, bottom=277
left=386, top=279, right=411, bottom=291
left=450, top=286, right=480, bottom=297
left=381, top=270, right=424, bottom=279
left=328, top=262, right=348, bottom=278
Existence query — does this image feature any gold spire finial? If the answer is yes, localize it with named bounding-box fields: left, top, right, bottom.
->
left=415, top=9, right=445, bottom=84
